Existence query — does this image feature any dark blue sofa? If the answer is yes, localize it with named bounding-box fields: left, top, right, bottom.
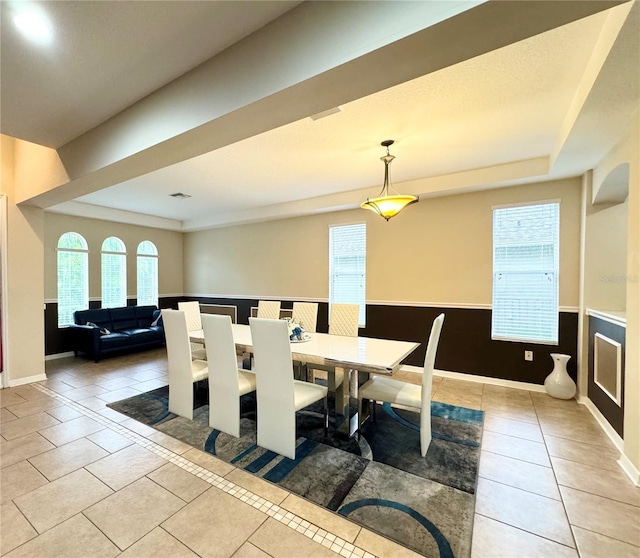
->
left=70, top=306, right=165, bottom=362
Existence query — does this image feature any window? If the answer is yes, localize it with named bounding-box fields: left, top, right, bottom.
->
left=137, top=240, right=158, bottom=306
left=101, top=237, right=127, bottom=308
left=329, top=223, right=366, bottom=325
left=57, top=232, right=89, bottom=327
left=492, top=202, right=560, bottom=344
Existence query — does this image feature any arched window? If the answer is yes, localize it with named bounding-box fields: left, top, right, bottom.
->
left=137, top=241, right=158, bottom=306
left=101, top=237, right=127, bottom=308
left=57, top=232, right=89, bottom=327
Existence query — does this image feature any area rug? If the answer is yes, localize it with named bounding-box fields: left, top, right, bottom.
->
left=109, top=387, right=483, bottom=558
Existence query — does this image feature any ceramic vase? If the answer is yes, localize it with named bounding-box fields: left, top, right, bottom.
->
left=544, top=353, right=576, bottom=400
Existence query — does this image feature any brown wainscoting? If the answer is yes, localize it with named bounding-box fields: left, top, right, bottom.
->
left=588, top=316, right=625, bottom=437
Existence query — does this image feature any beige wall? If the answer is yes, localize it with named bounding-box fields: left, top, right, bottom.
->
left=44, top=213, right=184, bottom=301
left=0, top=136, right=46, bottom=385
left=185, top=177, right=582, bottom=307
left=584, top=199, right=628, bottom=310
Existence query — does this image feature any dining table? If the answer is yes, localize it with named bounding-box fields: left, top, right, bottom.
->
left=190, top=323, right=420, bottom=436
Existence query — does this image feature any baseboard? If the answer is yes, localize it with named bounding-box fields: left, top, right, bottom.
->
left=45, top=352, right=75, bottom=361
left=400, top=365, right=547, bottom=393
left=9, top=373, right=47, bottom=387
left=618, top=453, right=640, bottom=487
left=578, top=396, right=624, bottom=451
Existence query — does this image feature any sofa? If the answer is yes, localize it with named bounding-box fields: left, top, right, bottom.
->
left=70, top=305, right=165, bottom=362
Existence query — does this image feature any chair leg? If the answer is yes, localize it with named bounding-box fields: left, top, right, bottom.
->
left=357, top=397, right=363, bottom=441
left=323, top=396, right=328, bottom=437
left=372, top=399, right=377, bottom=423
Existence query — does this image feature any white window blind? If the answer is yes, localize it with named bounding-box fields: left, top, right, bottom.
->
left=101, top=237, right=127, bottom=309
left=137, top=241, right=158, bottom=306
left=492, top=202, right=560, bottom=344
left=329, top=223, right=366, bottom=325
left=57, top=232, right=89, bottom=327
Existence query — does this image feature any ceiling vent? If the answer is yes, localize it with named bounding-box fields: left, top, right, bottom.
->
left=309, top=106, right=342, bottom=121
left=170, top=192, right=192, bottom=199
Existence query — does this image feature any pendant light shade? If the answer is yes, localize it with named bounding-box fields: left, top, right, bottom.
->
left=361, top=140, right=418, bottom=221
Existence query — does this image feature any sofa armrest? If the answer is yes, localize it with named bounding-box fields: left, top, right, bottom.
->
left=68, top=324, right=101, bottom=361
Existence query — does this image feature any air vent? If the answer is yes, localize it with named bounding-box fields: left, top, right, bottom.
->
left=170, top=192, right=191, bottom=199
left=309, top=106, right=342, bottom=121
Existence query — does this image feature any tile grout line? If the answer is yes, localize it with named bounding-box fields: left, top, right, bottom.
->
left=33, top=382, right=374, bottom=558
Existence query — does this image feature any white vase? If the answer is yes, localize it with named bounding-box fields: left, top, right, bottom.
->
left=544, top=353, right=576, bottom=400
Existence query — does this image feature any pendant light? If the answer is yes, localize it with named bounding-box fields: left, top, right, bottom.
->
left=361, top=140, right=418, bottom=221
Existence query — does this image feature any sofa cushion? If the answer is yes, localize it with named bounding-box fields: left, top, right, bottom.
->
left=119, top=328, right=161, bottom=344
left=135, top=305, right=157, bottom=327
left=99, top=332, right=132, bottom=349
left=74, top=309, right=113, bottom=330
left=109, top=307, right=138, bottom=331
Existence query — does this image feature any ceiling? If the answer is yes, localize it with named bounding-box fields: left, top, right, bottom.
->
left=2, top=1, right=638, bottom=231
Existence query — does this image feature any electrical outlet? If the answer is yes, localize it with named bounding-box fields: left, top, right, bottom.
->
left=524, top=350, right=533, bottom=362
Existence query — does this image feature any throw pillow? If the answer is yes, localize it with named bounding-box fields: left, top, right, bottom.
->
left=151, top=310, right=163, bottom=327
left=85, top=322, right=110, bottom=335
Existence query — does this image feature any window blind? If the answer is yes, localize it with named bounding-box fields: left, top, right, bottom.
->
left=492, top=203, right=559, bottom=344
left=57, top=232, right=89, bottom=327
left=101, top=237, right=126, bottom=309
left=137, top=240, right=158, bottom=306
left=329, top=223, right=366, bottom=325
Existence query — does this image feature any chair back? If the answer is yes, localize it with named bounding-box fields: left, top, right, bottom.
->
left=162, top=309, right=196, bottom=417
left=292, top=302, right=318, bottom=333
left=203, top=314, right=242, bottom=436
left=420, top=313, right=445, bottom=452
left=178, top=301, right=202, bottom=331
left=257, top=300, right=281, bottom=319
left=249, top=318, right=295, bottom=453
left=329, top=303, right=359, bottom=337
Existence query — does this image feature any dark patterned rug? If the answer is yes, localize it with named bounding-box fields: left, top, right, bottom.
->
left=109, top=385, right=483, bottom=558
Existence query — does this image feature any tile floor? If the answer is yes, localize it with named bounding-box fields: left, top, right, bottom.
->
left=0, top=349, right=638, bottom=558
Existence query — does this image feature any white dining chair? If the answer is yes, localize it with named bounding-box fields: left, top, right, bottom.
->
left=202, top=314, right=256, bottom=438
left=358, top=313, right=445, bottom=457
left=257, top=300, right=281, bottom=319
left=162, top=309, right=208, bottom=420
left=249, top=317, right=328, bottom=460
left=178, top=301, right=207, bottom=360
left=292, top=302, right=318, bottom=333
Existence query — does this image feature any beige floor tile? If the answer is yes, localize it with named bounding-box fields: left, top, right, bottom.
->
left=482, top=404, right=538, bottom=424
left=471, top=514, right=578, bottom=558
left=14, top=468, right=113, bottom=533
left=51, top=374, right=100, bottom=389
left=475, top=478, right=574, bottom=547
left=3, top=512, right=120, bottom=558
left=162, top=487, right=267, bottom=558
left=355, top=528, right=423, bottom=558
left=432, top=390, right=483, bottom=410
left=96, top=386, right=143, bottom=403
left=544, top=434, right=621, bottom=471
left=482, top=430, right=551, bottom=467
left=0, top=502, right=38, bottom=554
left=63, top=385, right=110, bottom=401
left=84, top=477, right=185, bottom=550
left=86, top=443, right=167, bottom=490
left=479, top=451, right=560, bottom=499
left=0, top=460, right=48, bottom=503
left=483, top=415, right=543, bottom=442
left=552, top=456, right=640, bottom=507
left=0, top=432, right=55, bottom=469
left=0, top=407, right=18, bottom=423
left=182, top=447, right=235, bottom=476
left=87, top=428, right=134, bottom=453
left=0, top=391, right=27, bottom=409
left=77, top=396, right=109, bottom=410
left=439, top=378, right=485, bottom=396
left=561, top=486, right=640, bottom=547
left=37, top=378, right=76, bottom=394
left=147, top=431, right=193, bottom=454
left=225, top=468, right=289, bottom=505
left=540, top=418, right=615, bottom=449
left=148, top=463, right=210, bottom=502
left=44, top=404, right=84, bottom=422
left=572, top=526, right=640, bottom=558
left=530, top=392, right=580, bottom=409
left=482, top=385, right=533, bottom=401
left=135, top=378, right=169, bottom=392
left=118, top=527, right=200, bottom=558
left=280, top=494, right=361, bottom=544
left=95, top=376, right=143, bottom=390
left=28, top=437, right=109, bottom=481
left=38, top=415, right=106, bottom=446
left=119, top=417, right=159, bottom=437
left=96, top=406, right=131, bottom=422
left=6, top=397, right=64, bottom=419
left=232, top=541, right=272, bottom=558
left=0, top=412, right=61, bottom=441
left=249, top=517, right=339, bottom=558
left=129, top=369, right=166, bottom=382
